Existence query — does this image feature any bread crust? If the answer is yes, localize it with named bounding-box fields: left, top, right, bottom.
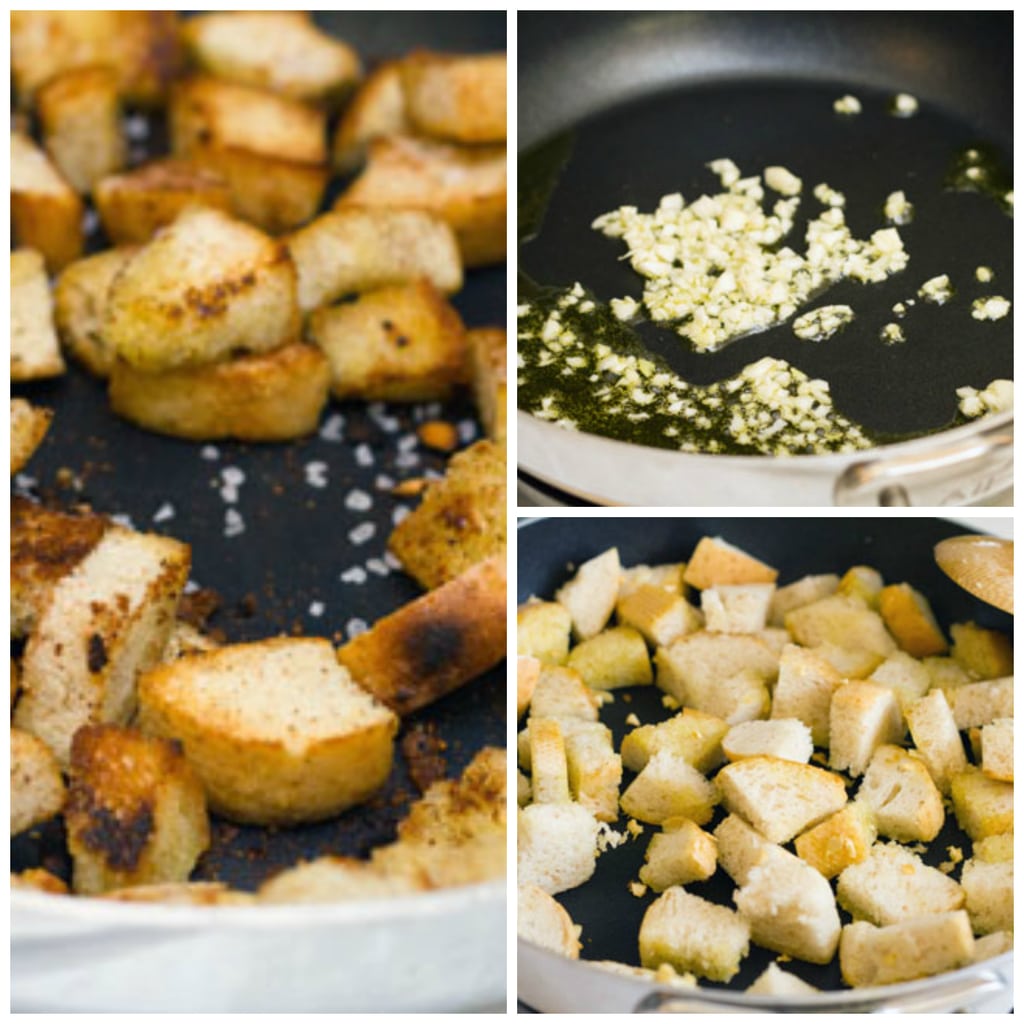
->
left=11, top=399, right=52, bottom=475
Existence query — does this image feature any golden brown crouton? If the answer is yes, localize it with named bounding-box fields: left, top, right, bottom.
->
left=10, top=399, right=52, bottom=475
left=65, top=724, right=209, bottom=895
left=332, top=60, right=411, bottom=173
left=258, top=857, right=425, bottom=904
left=517, top=600, right=573, bottom=665
left=12, top=868, right=69, bottom=895
left=401, top=52, right=506, bottom=144
left=103, top=881, right=254, bottom=906
left=11, top=249, right=66, bottom=381
left=878, top=582, right=948, bottom=657
left=950, top=768, right=1013, bottom=841
left=388, top=439, right=505, bottom=590
left=683, top=536, right=778, bottom=589
left=567, top=626, right=653, bottom=690
left=337, top=554, right=506, bottom=715
left=108, top=342, right=331, bottom=442
left=794, top=801, right=877, bottom=879
left=308, top=279, right=467, bottom=401
left=11, top=728, right=65, bottom=835
left=518, top=884, right=582, bottom=958
left=950, top=622, right=1013, bottom=679
left=517, top=655, right=541, bottom=719
left=465, top=326, right=507, bottom=442
left=528, top=717, right=572, bottom=804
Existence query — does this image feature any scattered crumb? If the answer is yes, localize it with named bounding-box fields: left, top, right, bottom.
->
left=975, top=266, right=994, bottom=283
left=626, top=819, right=644, bottom=838
left=661, top=695, right=680, bottom=711
left=628, top=881, right=648, bottom=898
left=597, top=823, right=626, bottom=853
left=971, top=296, right=1011, bottom=321
left=625, top=712, right=641, bottom=727
left=833, top=94, right=862, bottom=115
left=947, top=846, right=964, bottom=864
left=880, top=322, right=905, bottom=344
left=354, top=443, right=374, bottom=467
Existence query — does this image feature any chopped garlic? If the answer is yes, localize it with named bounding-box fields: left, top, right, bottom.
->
left=891, top=92, right=919, bottom=117
left=918, top=274, right=954, bottom=304
left=610, top=296, right=639, bottom=321
left=892, top=302, right=907, bottom=317
left=957, top=379, right=1013, bottom=418
left=883, top=190, right=914, bottom=225
left=971, top=296, right=1011, bottom=321
left=813, top=182, right=846, bottom=207
left=880, top=323, right=905, bottom=344
left=764, top=165, right=802, bottom=196
left=834, top=94, right=862, bottom=115
left=975, top=266, right=994, bottom=283
left=792, top=305, right=855, bottom=341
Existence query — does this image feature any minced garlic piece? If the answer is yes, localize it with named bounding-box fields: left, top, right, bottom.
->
left=813, top=182, right=846, bottom=207
left=918, top=274, right=954, bottom=304
left=610, top=296, right=640, bottom=321
left=975, top=266, right=994, bottom=283
left=892, top=302, right=907, bottom=317
left=891, top=92, right=919, bottom=117
left=834, top=94, right=862, bottom=115
left=764, top=165, right=802, bottom=196
left=661, top=694, right=681, bottom=711
left=883, top=190, right=914, bottom=225
left=792, top=305, right=854, bottom=341
left=624, top=712, right=641, bottom=727
left=957, top=379, right=1013, bottom=418
left=880, top=323, right=905, bottom=344
left=971, top=296, right=1011, bottom=321
left=626, top=819, right=644, bottom=838
left=947, top=846, right=965, bottom=864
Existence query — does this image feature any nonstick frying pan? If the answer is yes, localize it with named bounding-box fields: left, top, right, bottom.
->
left=518, top=13, right=1013, bottom=506
left=517, top=515, right=1014, bottom=1012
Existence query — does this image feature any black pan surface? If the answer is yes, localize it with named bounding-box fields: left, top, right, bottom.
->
left=519, top=12, right=1012, bottom=439
left=11, top=11, right=506, bottom=892
left=517, top=515, right=1012, bottom=993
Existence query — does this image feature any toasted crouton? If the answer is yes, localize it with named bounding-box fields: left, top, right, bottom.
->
left=10, top=400, right=52, bottom=475
left=518, top=885, right=581, bottom=958
left=138, top=638, right=397, bottom=825
left=562, top=720, right=621, bottom=822
left=258, top=857, right=424, bottom=904
left=722, top=719, right=813, bottom=764
left=828, top=682, right=903, bottom=777
left=288, top=207, right=462, bottom=313
left=93, top=160, right=233, bottom=245
left=65, top=724, right=209, bottom=895
left=517, top=655, right=541, bottom=718
left=337, top=554, right=506, bottom=715
left=620, top=750, right=719, bottom=826
left=655, top=631, right=777, bottom=707
left=837, top=565, right=884, bottom=607
left=683, top=537, right=778, bottom=590
left=639, top=817, right=717, bottom=891
left=620, top=708, right=728, bottom=774
left=981, top=719, right=1013, bottom=781
left=769, top=644, right=843, bottom=746
left=529, top=718, right=571, bottom=804
left=308, top=279, right=467, bottom=401
left=785, top=594, right=896, bottom=657
left=700, top=583, right=774, bottom=634
left=949, top=677, right=1013, bottom=729
left=15, top=526, right=190, bottom=767
left=517, top=601, right=572, bottom=665
left=868, top=650, right=931, bottom=717
left=331, top=61, right=410, bottom=173
left=905, top=689, right=968, bottom=794
left=858, top=745, right=944, bottom=842
left=11, top=729, right=65, bottom=835
left=36, top=66, right=125, bottom=193
left=11, top=249, right=65, bottom=381
left=104, top=881, right=254, bottom=906
left=529, top=665, right=600, bottom=723
left=11, top=868, right=69, bottom=895
left=183, top=12, right=361, bottom=105
left=950, top=621, right=1013, bottom=679
left=811, top=641, right=885, bottom=680
left=170, top=75, right=328, bottom=232
left=387, top=440, right=505, bottom=589
left=713, top=813, right=795, bottom=885
left=879, top=582, right=948, bottom=657
left=794, top=801, right=877, bottom=879
left=567, top=626, right=653, bottom=690
left=337, top=135, right=506, bottom=267
left=556, top=547, right=621, bottom=641
left=620, top=563, right=687, bottom=598
left=401, top=52, right=506, bottom=144
left=465, top=327, right=507, bottom=442
left=103, top=207, right=300, bottom=372
left=109, top=342, right=331, bottom=442
left=747, top=963, right=819, bottom=996
left=617, top=584, right=702, bottom=648
left=769, top=573, right=839, bottom=626
left=950, top=768, right=1013, bottom=840
left=961, top=856, right=1013, bottom=935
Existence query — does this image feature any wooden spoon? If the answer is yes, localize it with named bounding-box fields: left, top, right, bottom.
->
left=934, top=535, right=1013, bottom=614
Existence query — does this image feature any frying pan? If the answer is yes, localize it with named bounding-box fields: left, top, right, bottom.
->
left=517, top=13, right=1013, bottom=506
left=11, top=11, right=506, bottom=1012
left=517, top=515, right=1014, bottom=1012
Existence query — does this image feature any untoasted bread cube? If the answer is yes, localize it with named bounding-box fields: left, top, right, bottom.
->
left=713, top=813, right=796, bottom=885
left=812, top=641, right=885, bottom=680
left=37, top=66, right=124, bottom=193
left=53, top=247, right=139, bottom=377
left=747, top=963, right=819, bottom=996
left=837, top=565, right=884, bottom=607
left=620, top=563, right=686, bottom=598
left=961, top=857, right=1013, bottom=935
left=309, top=279, right=466, bottom=401
left=337, top=135, right=506, bottom=267
left=769, top=573, right=839, bottom=626
left=518, top=802, right=600, bottom=894
left=859, top=745, right=944, bottom=842
left=332, top=61, right=410, bottom=173
left=529, top=665, right=600, bottom=722
left=138, top=638, right=397, bottom=825
left=563, top=721, right=621, bottom=822
left=836, top=842, right=964, bottom=926
left=66, top=724, right=209, bottom=895
left=655, top=631, right=777, bottom=706
left=337, top=554, right=506, bottom=715
left=683, top=537, right=778, bottom=589
left=691, top=667, right=771, bottom=725
left=950, top=768, right=1013, bottom=840
left=617, top=584, right=702, bottom=648
left=183, top=12, right=361, bottom=104
left=923, top=654, right=975, bottom=692
left=785, top=594, right=896, bottom=657
left=10, top=400, right=52, bottom=475
left=518, top=885, right=581, bottom=958
left=620, top=750, right=719, bottom=826
left=770, top=644, right=843, bottom=746
left=387, top=440, right=505, bottom=589
left=840, top=912, right=974, bottom=987
left=735, top=856, right=841, bottom=964
left=529, top=718, right=571, bottom=805
left=879, top=582, right=948, bottom=657
left=794, top=801, right=877, bottom=879
left=981, top=719, right=1013, bottom=781
left=567, top=626, right=652, bottom=690
left=621, top=709, right=728, bottom=774
left=828, top=682, right=903, bottom=777
left=639, top=887, right=750, bottom=982
left=722, top=719, right=813, bottom=764
left=93, top=160, right=233, bottom=245
left=639, top=817, right=717, bottom=891
left=104, top=207, right=300, bottom=372
left=466, top=327, right=507, bottom=442
left=949, top=677, right=1013, bottom=729
left=950, top=622, right=1013, bottom=679
left=11, top=133, right=84, bottom=272
left=14, top=526, right=191, bottom=766
left=11, top=249, right=65, bottom=381
left=518, top=601, right=573, bottom=665
left=518, top=655, right=541, bottom=719
left=973, top=931, right=1014, bottom=962
left=701, top=583, right=774, bottom=633
left=906, top=690, right=968, bottom=794
left=555, top=547, right=621, bottom=641
left=715, top=756, right=847, bottom=844
left=11, top=729, right=65, bottom=835
left=868, top=651, right=930, bottom=716
left=401, top=52, right=506, bottom=144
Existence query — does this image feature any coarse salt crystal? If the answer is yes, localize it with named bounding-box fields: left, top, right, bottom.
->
left=345, top=489, right=372, bottom=511
left=152, top=502, right=175, bottom=523
left=308, top=601, right=325, bottom=617
left=346, top=618, right=369, bottom=640
left=319, top=413, right=345, bottom=442
left=200, top=445, right=220, bottom=461
left=366, top=558, right=390, bottom=576
left=349, top=521, right=376, bottom=545
left=354, top=443, right=374, bottom=467
left=392, top=506, right=411, bottom=525
left=305, top=461, right=328, bottom=488
left=340, top=566, right=368, bottom=584
left=224, top=509, right=245, bottom=537
left=375, top=473, right=396, bottom=491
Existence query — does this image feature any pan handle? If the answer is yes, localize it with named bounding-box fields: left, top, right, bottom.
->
left=832, top=418, right=1012, bottom=506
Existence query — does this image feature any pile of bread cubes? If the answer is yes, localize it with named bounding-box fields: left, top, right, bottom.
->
left=10, top=11, right=507, bottom=905
left=517, top=536, right=1012, bottom=993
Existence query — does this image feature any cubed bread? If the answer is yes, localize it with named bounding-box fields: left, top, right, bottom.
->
left=868, top=651, right=931, bottom=716
left=518, top=884, right=581, bottom=958
left=401, top=52, right=506, bottom=144
left=770, top=644, right=844, bottom=746
left=828, top=681, right=903, bottom=777
left=15, top=526, right=191, bottom=766
left=715, top=756, right=848, bottom=844
left=518, top=655, right=541, bottom=719
left=183, top=11, right=361, bottom=104
left=785, top=594, right=896, bottom=657
left=103, top=207, right=300, bottom=372
left=337, top=554, right=506, bottom=715
left=11, top=868, right=69, bottom=895
left=769, top=573, right=839, bottom=626
left=812, top=641, right=885, bottom=680
left=683, top=537, right=778, bottom=589
left=961, top=857, right=1013, bottom=935
left=722, top=718, right=813, bottom=764
left=973, top=833, right=1013, bottom=863
left=837, top=565, right=885, bottom=607
left=905, top=689, right=969, bottom=794
left=836, top=842, right=964, bottom=925
left=10, top=399, right=52, bottom=475
left=949, top=768, right=1013, bottom=840
left=104, top=881, right=254, bottom=906
left=138, top=637, right=398, bottom=825
left=11, top=133, right=84, bottom=272
left=590, top=961, right=697, bottom=987
left=11, top=729, right=65, bottom=835
left=655, top=631, right=777, bottom=706
left=700, top=583, right=774, bottom=633
left=794, top=801, right=877, bottom=879
left=562, top=721, right=621, bottom=822
left=713, top=813, right=796, bottom=885
left=162, top=621, right=221, bottom=662
left=11, top=249, right=65, bottom=381
left=337, top=135, right=506, bottom=267
left=528, top=718, right=571, bottom=805
left=170, top=75, right=328, bottom=232
left=638, top=887, right=750, bottom=982
left=93, top=160, right=233, bottom=245
left=639, top=817, right=717, bottom=891
left=923, top=654, right=975, bottom=692
left=36, top=66, right=125, bottom=193
left=688, top=667, right=770, bottom=724
left=981, top=718, right=1013, bottom=781
left=387, top=440, right=505, bottom=589
left=556, top=547, right=621, bottom=641
left=747, top=963, right=819, bottom=996
left=65, top=724, right=209, bottom=895
left=331, top=60, right=410, bottom=172
left=567, top=626, right=653, bottom=690
left=309, top=279, right=467, bottom=401
left=518, top=769, right=532, bottom=807
left=839, top=912, right=974, bottom=987
left=465, top=326, right=507, bottom=442
left=620, top=563, right=686, bottom=598
left=858, top=745, right=944, bottom=842
left=617, top=584, right=702, bottom=648
left=620, top=750, right=719, bottom=826
left=259, top=857, right=424, bottom=904
left=949, top=677, right=1013, bottom=729
left=950, top=621, right=1013, bottom=679
left=517, top=601, right=573, bottom=665
left=878, top=582, right=948, bottom=657
left=517, top=801, right=600, bottom=895
left=972, top=931, right=1014, bottom=962
left=621, top=708, right=728, bottom=774
left=529, top=665, right=600, bottom=722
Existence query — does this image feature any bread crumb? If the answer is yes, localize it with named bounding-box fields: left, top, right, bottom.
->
left=626, top=819, right=644, bottom=838
left=947, top=846, right=964, bottom=864
left=661, top=694, right=681, bottom=711
left=625, top=712, right=641, bottom=727
left=597, top=823, right=626, bottom=853
left=629, top=880, right=648, bottom=898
